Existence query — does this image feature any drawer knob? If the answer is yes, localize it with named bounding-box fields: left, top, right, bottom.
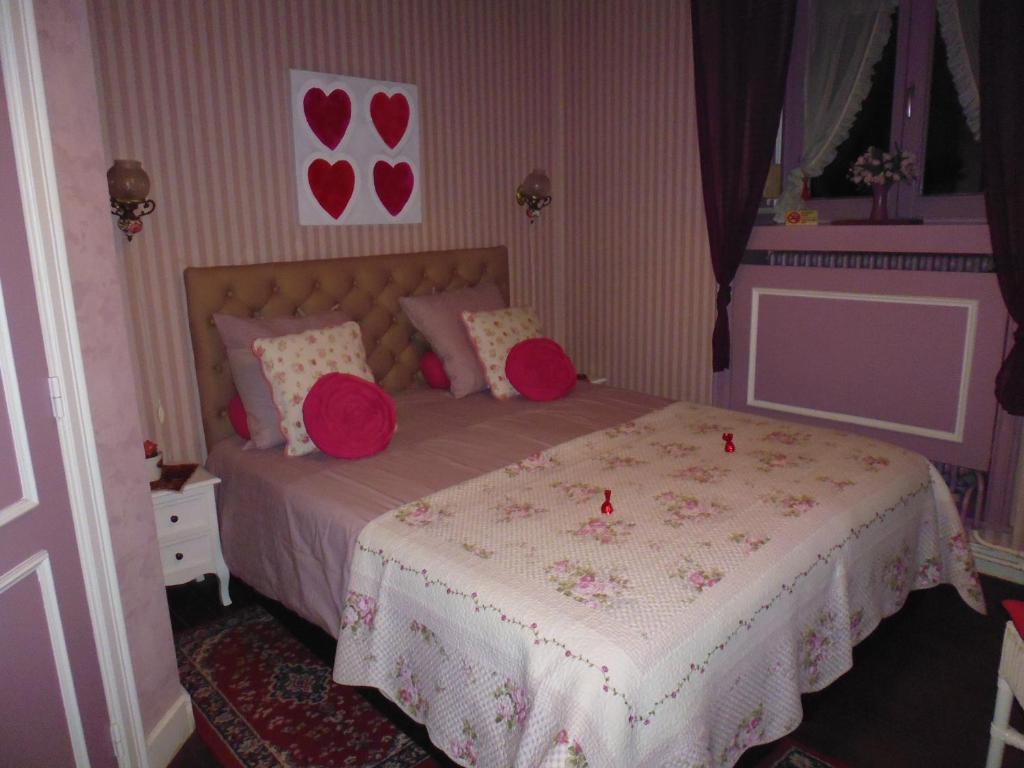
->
left=170, top=515, right=179, bottom=524
left=175, top=552, right=184, bottom=561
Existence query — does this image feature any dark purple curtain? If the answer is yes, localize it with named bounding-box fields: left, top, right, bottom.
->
left=691, top=0, right=796, bottom=372
left=981, top=0, right=1024, bottom=414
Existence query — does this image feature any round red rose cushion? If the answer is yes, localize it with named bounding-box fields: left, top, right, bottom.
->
left=505, top=338, right=577, bottom=401
left=302, top=373, right=397, bottom=459
left=228, top=393, right=251, bottom=440
left=420, top=349, right=450, bottom=390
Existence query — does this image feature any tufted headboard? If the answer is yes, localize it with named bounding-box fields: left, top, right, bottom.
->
left=184, top=246, right=509, bottom=452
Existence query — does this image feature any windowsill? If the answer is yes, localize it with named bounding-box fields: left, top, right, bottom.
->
left=748, top=222, right=991, bottom=254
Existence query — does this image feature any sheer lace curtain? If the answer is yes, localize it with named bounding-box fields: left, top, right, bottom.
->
left=937, top=0, right=980, bottom=141
left=776, top=0, right=898, bottom=221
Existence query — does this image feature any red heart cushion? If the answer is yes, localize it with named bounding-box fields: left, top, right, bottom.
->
left=369, top=91, right=410, bottom=149
left=228, top=394, right=251, bottom=440
left=373, top=160, right=414, bottom=216
left=505, top=338, right=577, bottom=401
left=302, top=373, right=397, bottom=459
left=420, top=350, right=450, bottom=390
left=308, top=159, right=355, bottom=219
left=303, top=87, right=351, bottom=150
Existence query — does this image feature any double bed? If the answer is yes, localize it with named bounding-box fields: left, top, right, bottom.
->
left=185, top=246, right=983, bottom=768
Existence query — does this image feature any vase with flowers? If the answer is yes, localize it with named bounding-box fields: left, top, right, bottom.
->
left=144, top=439, right=162, bottom=482
left=848, top=146, right=917, bottom=222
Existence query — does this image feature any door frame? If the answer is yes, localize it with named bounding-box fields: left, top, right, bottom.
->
left=0, top=0, right=147, bottom=765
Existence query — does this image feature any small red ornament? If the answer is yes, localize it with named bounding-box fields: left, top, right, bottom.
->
left=601, top=489, right=614, bottom=515
left=722, top=433, right=735, bottom=453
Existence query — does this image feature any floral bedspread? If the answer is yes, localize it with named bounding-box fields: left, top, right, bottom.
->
left=332, top=402, right=983, bottom=768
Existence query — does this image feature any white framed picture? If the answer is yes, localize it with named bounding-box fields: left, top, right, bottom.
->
left=291, top=69, right=421, bottom=225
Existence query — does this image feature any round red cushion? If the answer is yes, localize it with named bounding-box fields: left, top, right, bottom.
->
left=420, top=349, right=450, bottom=389
left=228, top=394, right=251, bottom=440
left=302, top=373, right=397, bottom=459
left=505, top=338, right=577, bottom=401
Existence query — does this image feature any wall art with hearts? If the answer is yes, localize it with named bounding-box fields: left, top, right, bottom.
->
left=291, top=69, right=420, bottom=225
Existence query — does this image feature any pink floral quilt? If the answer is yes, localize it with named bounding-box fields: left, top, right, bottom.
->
left=332, top=402, right=983, bottom=767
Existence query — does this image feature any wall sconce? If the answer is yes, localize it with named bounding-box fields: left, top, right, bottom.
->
left=516, top=169, right=551, bottom=223
left=107, top=159, right=155, bottom=241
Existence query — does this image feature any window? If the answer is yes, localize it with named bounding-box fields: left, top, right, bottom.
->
left=781, top=0, right=984, bottom=223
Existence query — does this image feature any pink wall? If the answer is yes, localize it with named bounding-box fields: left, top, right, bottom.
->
left=88, top=0, right=564, bottom=462
left=561, top=0, right=715, bottom=404
left=35, top=0, right=181, bottom=734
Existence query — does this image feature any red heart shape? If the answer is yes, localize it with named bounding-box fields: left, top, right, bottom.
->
left=303, top=88, right=351, bottom=150
left=373, top=161, right=414, bottom=216
left=369, top=92, right=410, bottom=149
left=308, top=159, right=355, bottom=219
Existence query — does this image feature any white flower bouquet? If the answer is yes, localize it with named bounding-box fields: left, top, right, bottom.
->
left=848, top=146, right=917, bottom=187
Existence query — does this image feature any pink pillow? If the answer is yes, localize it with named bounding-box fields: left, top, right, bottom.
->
left=302, top=373, right=397, bottom=459
left=399, top=284, right=506, bottom=398
left=227, top=394, right=251, bottom=440
left=505, top=338, right=577, bottom=401
left=214, top=310, right=351, bottom=449
left=420, top=350, right=451, bottom=389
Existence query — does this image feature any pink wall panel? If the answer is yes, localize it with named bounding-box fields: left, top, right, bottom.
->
left=751, top=292, right=969, bottom=434
left=730, top=266, right=1008, bottom=470
left=0, top=575, right=76, bottom=767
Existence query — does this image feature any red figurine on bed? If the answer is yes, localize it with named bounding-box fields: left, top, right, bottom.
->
left=601, top=489, right=614, bottom=515
left=722, top=433, right=735, bottom=453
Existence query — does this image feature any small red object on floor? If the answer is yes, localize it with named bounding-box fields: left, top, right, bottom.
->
left=601, top=489, right=614, bottom=515
left=722, top=432, right=735, bottom=453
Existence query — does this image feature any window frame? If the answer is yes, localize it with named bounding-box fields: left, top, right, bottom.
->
left=781, top=0, right=986, bottom=224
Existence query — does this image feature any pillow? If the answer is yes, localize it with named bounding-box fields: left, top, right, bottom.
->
left=302, top=373, right=397, bottom=459
left=460, top=306, right=543, bottom=400
left=399, top=283, right=506, bottom=398
left=505, top=338, right=577, bottom=401
left=419, top=350, right=451, bottom=389
left=227, top=393, right=251, bottom=440
left=252, top=322, right=374, bottom=456
left=214, top=310, right=350, bottom=449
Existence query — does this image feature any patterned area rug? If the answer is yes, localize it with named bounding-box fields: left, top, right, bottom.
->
left=756, top=738, right=848, bottom=768
left=176, top=605, right=443, bottom=768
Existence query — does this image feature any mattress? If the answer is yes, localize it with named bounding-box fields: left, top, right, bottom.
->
left=206, top=382, right=671, bottom=635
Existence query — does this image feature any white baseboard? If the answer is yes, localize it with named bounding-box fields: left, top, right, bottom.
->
left=145, top=686, right=194, bottom=768
left=972, top=535, right=1024, bottom=586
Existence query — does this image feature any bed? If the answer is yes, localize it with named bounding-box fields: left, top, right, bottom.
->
left=185, top=246, right=984, bottom=768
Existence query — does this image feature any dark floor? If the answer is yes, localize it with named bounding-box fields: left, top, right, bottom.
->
left=168, top=574, right=1024, bottom=768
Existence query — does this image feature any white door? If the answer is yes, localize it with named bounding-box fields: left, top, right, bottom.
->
left=0, top=41, right=119, bottom=768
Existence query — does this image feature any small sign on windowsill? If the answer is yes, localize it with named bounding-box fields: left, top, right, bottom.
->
left=784, top=210, right=819, bottom=226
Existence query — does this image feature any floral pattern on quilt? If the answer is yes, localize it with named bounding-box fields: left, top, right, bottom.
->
left=252, top=322, right=374, bottom=456
left=460, top=306, right=543, bottom=399
left=333, top=401, right=985, bottom=768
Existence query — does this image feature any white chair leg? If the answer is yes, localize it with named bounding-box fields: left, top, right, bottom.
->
left=987, top=677, right=1015, bottom=768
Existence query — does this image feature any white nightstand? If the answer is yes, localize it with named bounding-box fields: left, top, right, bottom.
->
left=151, top=467, right=231, bottom=606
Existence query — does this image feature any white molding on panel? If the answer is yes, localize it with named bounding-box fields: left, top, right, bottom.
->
left=746, top=287, right=977, bottom=443
left=145, top=686, right=193, bottom=768
left=0, top=1, right=148, bottom=766
left=0, top=279, right=38, bottom=526
left=0, top=551, right=89, bottom=766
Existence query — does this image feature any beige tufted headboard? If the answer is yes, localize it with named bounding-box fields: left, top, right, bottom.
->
left=184, top=246, right=509, bottom=452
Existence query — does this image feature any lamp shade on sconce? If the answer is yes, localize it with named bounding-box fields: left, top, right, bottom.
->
left=518, top=169, right=551, bottom=199
left=516, top=168, right=552, bottom=223
left=107, top=159, right=150, bottom=202
left=107, top=159, right=156, bottom=241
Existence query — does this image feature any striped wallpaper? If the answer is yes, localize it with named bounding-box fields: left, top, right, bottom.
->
left=88, top=0, right=714, bottom=461
left=561, top=0, right=714, bottom=403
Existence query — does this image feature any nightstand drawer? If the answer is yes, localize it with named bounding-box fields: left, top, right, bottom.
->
left=153, top=495, right=210, bottom=538
left=159, top=533, right=212, bottom=578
